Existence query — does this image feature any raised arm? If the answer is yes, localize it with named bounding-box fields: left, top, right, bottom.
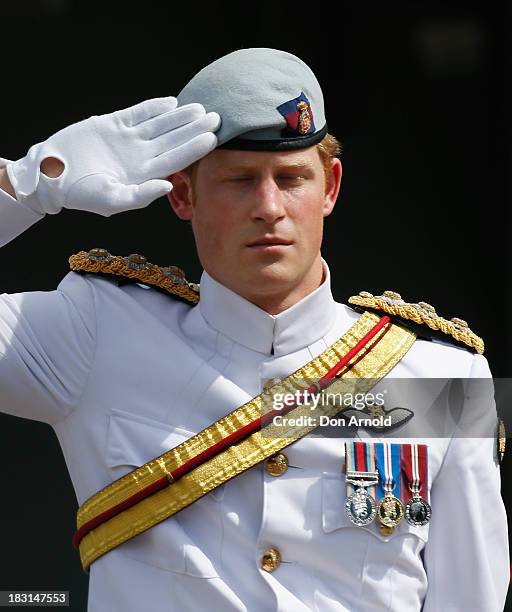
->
left=0, top=97, right=219, bottom=423
left=0, top=96, right=219, bottom=246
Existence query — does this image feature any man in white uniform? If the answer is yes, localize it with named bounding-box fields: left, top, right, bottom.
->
left=0, top=48, right=508, bottom=611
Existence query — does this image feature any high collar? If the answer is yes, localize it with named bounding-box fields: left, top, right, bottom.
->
left=198, top=260, right=337, bottom=356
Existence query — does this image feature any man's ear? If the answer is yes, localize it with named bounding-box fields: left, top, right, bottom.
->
left=323, top=158, right=342, bottom=218
left=166, top=171, right=195, bottom=220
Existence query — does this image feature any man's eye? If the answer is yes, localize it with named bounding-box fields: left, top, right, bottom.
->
left=280, top=175, right=305, bottom=182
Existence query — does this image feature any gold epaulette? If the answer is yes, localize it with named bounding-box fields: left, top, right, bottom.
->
left=69, top=248, right=200, bottom=305
left=348, top=290, right=484, bottom=354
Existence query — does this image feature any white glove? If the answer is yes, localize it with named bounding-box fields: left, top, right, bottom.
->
left=6, top=97, right=220, bottom=216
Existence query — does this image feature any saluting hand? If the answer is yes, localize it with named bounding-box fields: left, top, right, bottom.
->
left=6, top=97, right=220, bottom=216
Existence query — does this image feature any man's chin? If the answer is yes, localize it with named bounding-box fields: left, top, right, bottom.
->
left=242, top=245, right=296, bottom=267
left=239, top=261, right=296, bottom=293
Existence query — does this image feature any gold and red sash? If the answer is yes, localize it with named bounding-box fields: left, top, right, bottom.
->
left=74, top=311, right=416, bottom=571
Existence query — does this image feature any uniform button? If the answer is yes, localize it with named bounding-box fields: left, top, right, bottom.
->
left=261, top=547, right=281, bottom=572
left=266, top=453, right=289, bottom=476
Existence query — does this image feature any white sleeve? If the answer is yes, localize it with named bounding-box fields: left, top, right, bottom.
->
left=0, top=271, right=96, bottom=425
left=422, top=354, right=509, bottom=611
left=0, top=157, right=44, bottom=248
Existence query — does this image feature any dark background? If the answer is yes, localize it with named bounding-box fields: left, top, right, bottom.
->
left=0, top=2, right=510, bottom=610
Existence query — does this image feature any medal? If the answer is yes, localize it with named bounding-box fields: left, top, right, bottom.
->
left=345, top=470, right=378, bottom=526
left=344, top=442, right=378, bottom=526
left=377, top=489, right=404, bottom=528
left=402, top=443, right=431, bottom=526
left=376, top=442, right=404, bottom=530
left=405, top=494, right=431, bottom=526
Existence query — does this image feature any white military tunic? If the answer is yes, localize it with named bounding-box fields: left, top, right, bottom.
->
left=0, top=178, right=508, bottom=611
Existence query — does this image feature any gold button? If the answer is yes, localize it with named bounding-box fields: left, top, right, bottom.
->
left=266, top=453, right=289, bottom=477
left=261, top=547, right=281, bottom=572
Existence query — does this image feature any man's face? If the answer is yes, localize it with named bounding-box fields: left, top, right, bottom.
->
left=168, top=145, right=341, bottom=310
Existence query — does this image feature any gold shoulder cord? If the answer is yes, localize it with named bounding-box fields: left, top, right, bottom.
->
left=349, top=290, right=484, bottom=354
left=69, top=248, right=200, bottom=305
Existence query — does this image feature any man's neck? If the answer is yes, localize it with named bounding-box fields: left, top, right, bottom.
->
left=197, top=258, right=337, bottom=356
left=249, top=264, right=326, bottom=315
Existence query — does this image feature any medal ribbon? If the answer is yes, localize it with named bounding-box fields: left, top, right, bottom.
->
left=375, top=442, right=402, bottom=501
left=345, top=441, right=377, bottom=498
left=401, top=443, right=428, bottom=504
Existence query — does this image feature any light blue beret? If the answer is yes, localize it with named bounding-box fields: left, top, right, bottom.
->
left=177, top=48, right=327, bottom=151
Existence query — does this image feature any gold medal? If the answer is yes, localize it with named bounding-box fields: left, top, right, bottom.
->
left=377, top=491, right=404, bottom=528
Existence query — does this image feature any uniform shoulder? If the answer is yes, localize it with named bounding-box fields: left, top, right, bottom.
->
left=68, top=248, right=200, bottom=306
left=347, top=289, right=484, bottom=355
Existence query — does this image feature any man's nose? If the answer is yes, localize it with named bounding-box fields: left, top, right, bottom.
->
left=249, top=178, right=286, bottom=223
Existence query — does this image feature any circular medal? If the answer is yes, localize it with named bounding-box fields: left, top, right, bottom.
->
left=377, top=493, right=404, bottom=528
left=345, top=488, right=376, bottom=526
left=405, top=496, right=431, bottom=526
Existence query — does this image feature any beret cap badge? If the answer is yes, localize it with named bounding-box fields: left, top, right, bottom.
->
left=277, top=91, right=315, bottom=137
left=297, top=101, right=312, bottom=134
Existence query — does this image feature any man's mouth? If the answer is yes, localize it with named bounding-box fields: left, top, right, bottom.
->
left=246, top=237, right=294, bottom=249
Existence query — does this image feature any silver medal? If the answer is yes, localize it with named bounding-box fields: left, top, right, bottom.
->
left=345, top=470, right=378, bottom=526
left=404, top=445, right=431, bottom=526
left=345, top=487, right=377, bottom=526
left=405, top=485, right=431, bottom=526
